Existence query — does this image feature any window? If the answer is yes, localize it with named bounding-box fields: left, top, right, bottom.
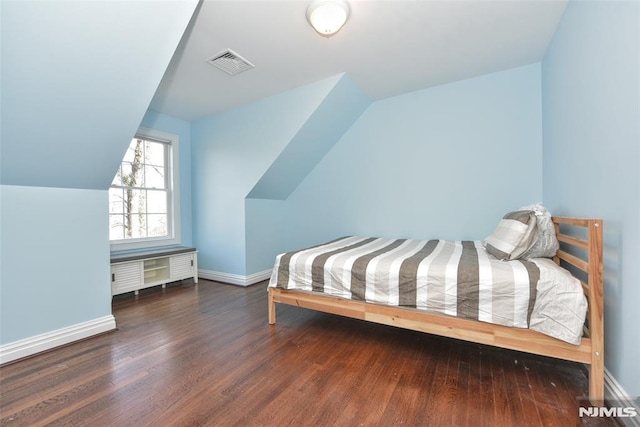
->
left=109, top=128, right=180, bottom=249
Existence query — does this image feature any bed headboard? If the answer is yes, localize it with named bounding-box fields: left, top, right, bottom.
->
left=551, top=216, right=604, bottom=400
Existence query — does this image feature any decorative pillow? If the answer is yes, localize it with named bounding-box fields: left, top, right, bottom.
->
left=484, top=210, right=538, bottom=261
left=518, top=203, right=559, bottom=259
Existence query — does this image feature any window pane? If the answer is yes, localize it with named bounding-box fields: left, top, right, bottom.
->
left=128, top=189, right=147, bottom=215
left=127, top=213, right=146, bottom=239
left=120, top=162, right=144, bottom=188
left=123, top=212, right=133, bottom=238
left=145, top=141, right=165, bottom=167
left=123, top=139, right=142, bottom=163
left=120, top=163, right=132, bottom=185
left=147, top=190, right=167, bottom=213
left=122, top=144, right=135, bottom=163
left=109, top=214, right=125, bottom=240
left=109, top=188, right=124, bottom=214
left=111, top=166, right=122, bottom=186
left=145, top=165, right=165, bottom=189
left=147, top=214, right=167, bottom=237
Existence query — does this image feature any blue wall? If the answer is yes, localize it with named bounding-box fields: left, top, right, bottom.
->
left=0, top=1, right=197, bottom=350
left=245, top=198, right=287, bottom=275
left=192, top=65, right=542, bottom=278
left=191, top=74, right=358, bottom=276
left=0, top=186, right=111, bottom=344
left=285, top=64, right=543, bottom=250
left=542, top=0, right=639, bottom=397
left=248, top=75, right=370, bottom=200
left=0, top=0, right=198, bottom=190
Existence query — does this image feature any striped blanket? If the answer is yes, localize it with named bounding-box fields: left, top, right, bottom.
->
left=269, top=236, right=588, bottom=344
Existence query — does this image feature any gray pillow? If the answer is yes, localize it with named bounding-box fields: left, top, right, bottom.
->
left=518, top=203, right=559, bottom=259
left=484, top=210, right=538, bottom=260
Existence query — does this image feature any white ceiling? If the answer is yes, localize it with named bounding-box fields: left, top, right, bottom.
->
left=149, top=0, right=568, bottom=121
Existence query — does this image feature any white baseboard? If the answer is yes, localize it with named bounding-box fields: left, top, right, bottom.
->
left=0, top=315, right=117, bottom=365
left=198, top=269, right=271, bottom=287
left=605, top=368, right=640, bottom=426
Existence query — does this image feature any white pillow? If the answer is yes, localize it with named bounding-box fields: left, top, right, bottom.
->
left=484, top=210, right=538, bottom=261
left=518, top=203, right=559, bottom=259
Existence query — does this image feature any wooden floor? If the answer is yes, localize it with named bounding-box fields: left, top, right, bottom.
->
left=0, top=280, right=617, bottom=426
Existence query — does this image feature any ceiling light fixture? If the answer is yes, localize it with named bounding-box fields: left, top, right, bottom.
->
left=306, top=0, right=350, bottom=37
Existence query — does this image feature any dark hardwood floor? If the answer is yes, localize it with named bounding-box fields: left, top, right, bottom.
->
left=0, top=280, right=617, bottom=426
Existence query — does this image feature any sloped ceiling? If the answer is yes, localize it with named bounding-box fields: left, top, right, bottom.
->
left=1, top=0, right=199, bottom=190
left=150, top=0, right=568, bottom=121
left=247, top=74, right=370, bottom=200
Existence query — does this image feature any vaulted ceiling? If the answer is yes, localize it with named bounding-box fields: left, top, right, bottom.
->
left=150, top=0, right=568, bottom=121
left=1, top=0, right=199, bottom=189
left=1, top=0, right=569, bottom=190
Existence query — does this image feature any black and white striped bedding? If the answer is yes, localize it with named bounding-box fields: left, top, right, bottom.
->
left=268, top=236, right=588, bottom=344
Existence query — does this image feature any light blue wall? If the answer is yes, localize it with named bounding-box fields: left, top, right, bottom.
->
left=285, top=64, right=544, bottom=250
left=245, top=198, right=287, bottom=274
left=248, top=74, right=370, bottom=200
left=0, top=1, right=197, bottom=351
left=542, top=0, right=639, bottom=397
left=196, top=65, right=542, bottom=276
left=245, top=75, right=370, bottom=273
left=139, top=110, right=194, bottom=248
left=191, top=75, right=348, bottom=276
left=0, top=186, right=111, bottom=344
left=0, top=0, right=198, bottom=190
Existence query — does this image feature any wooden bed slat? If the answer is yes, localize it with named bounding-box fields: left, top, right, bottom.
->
left=553, top=217, right=590, bottom=227
left=557, top=233, right=589, bottom=250
left=580, top=280, right=589, bottom=296
left=557, top=249, right=589, bottom=273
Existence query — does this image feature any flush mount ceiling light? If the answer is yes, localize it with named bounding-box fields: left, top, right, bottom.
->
left=306, top=0, right=350, bottom=37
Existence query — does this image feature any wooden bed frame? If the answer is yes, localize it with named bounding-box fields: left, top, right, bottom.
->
left=268, top=216, right=604, bottom=403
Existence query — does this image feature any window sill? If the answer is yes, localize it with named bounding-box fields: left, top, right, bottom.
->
left=110, top=235, right=181, bottom=253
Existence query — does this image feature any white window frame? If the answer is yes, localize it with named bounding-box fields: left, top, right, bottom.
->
left=110, top=127, right=181, bottom=251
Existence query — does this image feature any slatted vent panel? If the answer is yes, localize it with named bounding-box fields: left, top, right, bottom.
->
left=112, top=262, right=143, bottom=294
left=206, top=49, right=254, bottom=75
left=171, top=253, right=194, bottom=280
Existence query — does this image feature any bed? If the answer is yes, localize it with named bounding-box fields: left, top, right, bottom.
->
left=267, top=215, right=604, bottom=403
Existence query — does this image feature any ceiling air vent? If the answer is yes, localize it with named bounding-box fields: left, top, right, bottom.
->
left=206, top=49, right=254, bottom=76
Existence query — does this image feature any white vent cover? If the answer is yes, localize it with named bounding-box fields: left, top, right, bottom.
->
left=206, top=49, right=254, bottom=76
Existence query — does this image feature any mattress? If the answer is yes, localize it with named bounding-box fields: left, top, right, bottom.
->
left=268, top=236, right=588, bottom=344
